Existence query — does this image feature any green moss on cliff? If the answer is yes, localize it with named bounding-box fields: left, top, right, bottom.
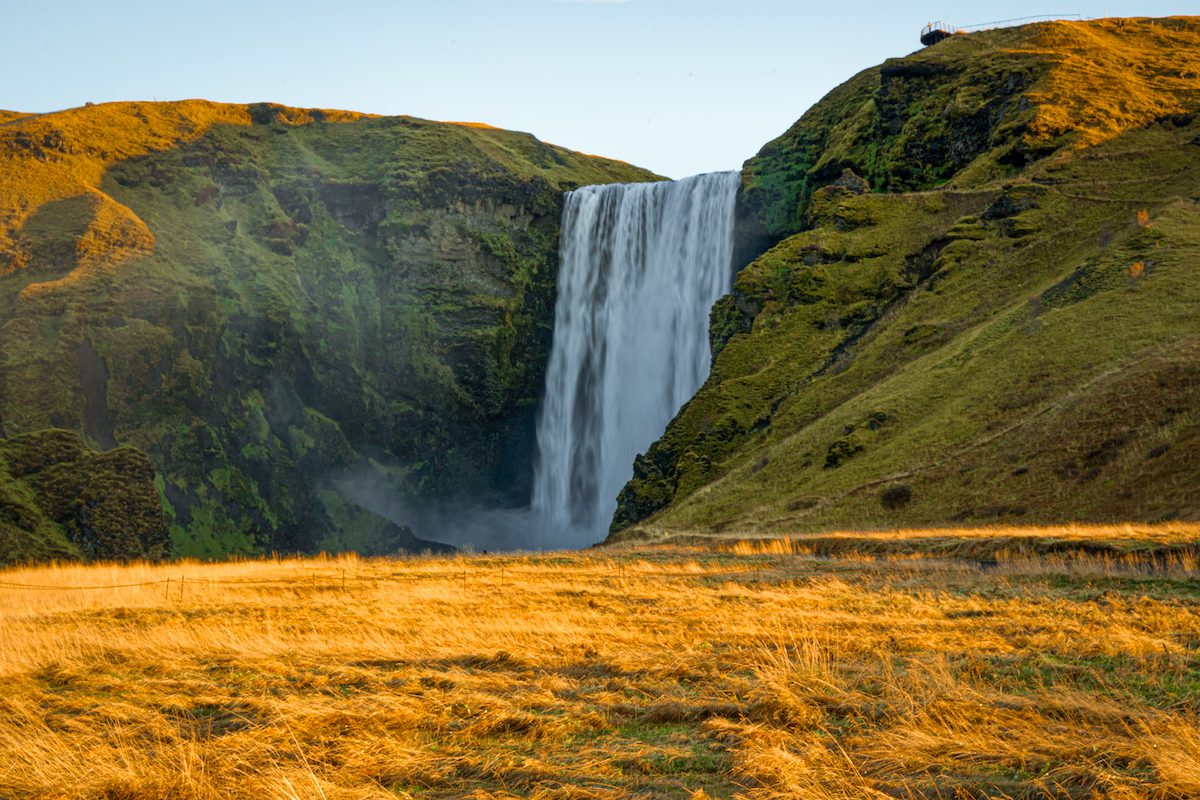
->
left=733, top=17, right=1200, bottom=270
left=0, top=103, right=658, bottom=558
left=0, top=429, right=169, bottom=564
left=732, top=26, right=1041, bottom=270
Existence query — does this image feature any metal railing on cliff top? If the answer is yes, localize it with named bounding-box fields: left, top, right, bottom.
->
left=922, top=14, right=1086, bottom=45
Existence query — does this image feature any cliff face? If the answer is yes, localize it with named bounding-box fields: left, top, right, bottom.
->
left=0, top=101, right=656, bottom=558
left=732, top=17, right=1200, bottom=271
left=614, top=17, right=1200, bottom=537
left=0, top=430, right=169, bottom=565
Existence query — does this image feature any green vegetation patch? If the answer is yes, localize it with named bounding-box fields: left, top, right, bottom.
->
left=0, top=429, right=168, bottom=564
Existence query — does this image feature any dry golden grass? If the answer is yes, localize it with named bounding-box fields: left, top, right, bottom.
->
left=1017, top=17, right=1200, bottom=147
left=709, top=522, right=1200, bottom=557
left=1, top=524, right=1198, bottom=798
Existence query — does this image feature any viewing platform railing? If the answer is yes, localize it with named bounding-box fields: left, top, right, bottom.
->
left=921, top=14, right=1086, bottom=46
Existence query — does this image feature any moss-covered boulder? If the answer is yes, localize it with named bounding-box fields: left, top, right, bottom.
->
left=0, top=101, right=658, bottom=558
left=0, top=429, right=169, bottom=564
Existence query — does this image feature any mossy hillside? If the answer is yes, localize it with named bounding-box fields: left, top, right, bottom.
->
left=612, top=187, right=995, bottom=531
left=0, top=429, right=169, bottom=565
left=0, top=102, right=657, bottom=558
left=613, top=85, right=1200, bottom=536
left=733, top=17, right=1200, bottom=270
left=0, top=101, right=373, bottom=277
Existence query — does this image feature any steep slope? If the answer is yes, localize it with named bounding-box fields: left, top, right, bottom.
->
left=0, top=100, right=656, bottom=558
left=733, top=17, right=1200, bottom=270
left=614, top=17, right=1200, bottom=537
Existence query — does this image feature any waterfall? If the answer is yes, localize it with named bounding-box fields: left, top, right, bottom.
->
left=532, top=170, right=740, bottom=545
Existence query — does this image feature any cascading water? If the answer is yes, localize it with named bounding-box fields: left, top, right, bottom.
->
left=532, top=171, right=740, bottom=546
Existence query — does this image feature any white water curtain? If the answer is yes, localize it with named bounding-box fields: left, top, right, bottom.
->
left=532, top=171, right=740, bottom=544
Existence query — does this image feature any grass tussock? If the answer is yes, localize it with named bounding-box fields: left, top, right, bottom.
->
left=2, top=525, right=1199, bottom=798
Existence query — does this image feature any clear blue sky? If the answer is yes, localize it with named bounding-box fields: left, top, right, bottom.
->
left=3, top=1, right=1195, bottom=178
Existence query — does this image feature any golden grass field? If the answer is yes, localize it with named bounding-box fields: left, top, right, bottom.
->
left=2, top=524, right=1199, bottom=799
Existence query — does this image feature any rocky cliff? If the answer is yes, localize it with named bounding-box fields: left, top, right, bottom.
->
left=614, top=17, right=1200, bottom=537
left=0, top=101, right=656, bottom=559
left=0, top=430, right=169, bottom=564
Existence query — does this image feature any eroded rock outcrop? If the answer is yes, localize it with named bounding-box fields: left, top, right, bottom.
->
left=0, top=430, right=169, bottom=564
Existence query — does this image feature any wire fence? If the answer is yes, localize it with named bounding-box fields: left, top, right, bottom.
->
left=923, top=13, right=1090, bottom=43
left=957, top=13, right=1085, bottom=32
left=2, top=552, right=1195, bottom=593
left=0, top=563, right=774, bottom=593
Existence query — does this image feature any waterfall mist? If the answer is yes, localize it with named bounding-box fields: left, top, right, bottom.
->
left=347, top=172, right=740, bottom=552
left=531, top=171, right=740, bottom=547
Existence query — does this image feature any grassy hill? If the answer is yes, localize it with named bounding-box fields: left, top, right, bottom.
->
left=613, top=17, right=1200, bottom=538
left=0, top=100, right=656, bottom=560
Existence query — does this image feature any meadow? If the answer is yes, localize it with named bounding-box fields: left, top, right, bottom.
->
left=2, top=524, right=1199, bottom=799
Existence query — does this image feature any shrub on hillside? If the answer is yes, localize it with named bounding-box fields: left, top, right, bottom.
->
left=880, top=484, right=913, bottom=510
